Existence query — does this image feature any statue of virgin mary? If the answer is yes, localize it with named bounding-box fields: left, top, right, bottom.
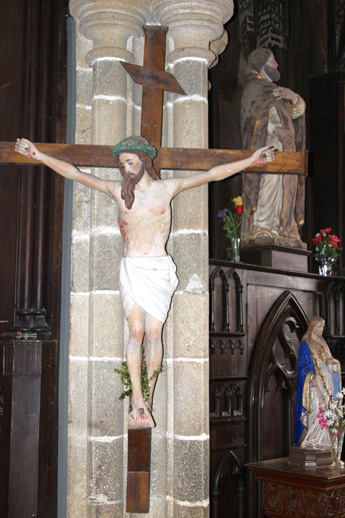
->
left=294, top=316, right=341, bottom=449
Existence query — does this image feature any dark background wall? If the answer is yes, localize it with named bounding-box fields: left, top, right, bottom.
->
left=0, top=1, right=68, bottom=516
left=208, top=0, right=345, bottom=273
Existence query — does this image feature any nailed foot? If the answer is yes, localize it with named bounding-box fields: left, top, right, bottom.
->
left=128, top=405, right=155, bottom=429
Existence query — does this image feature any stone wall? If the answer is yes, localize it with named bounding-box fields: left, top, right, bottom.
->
left=67, top=1, right=233, bottom=516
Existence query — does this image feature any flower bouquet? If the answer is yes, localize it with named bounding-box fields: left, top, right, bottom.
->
left=218, top=196, right=243, bottom=262
left=318, top=389, right=345, bottom=466
left=312, top=227, right=341, bottom=275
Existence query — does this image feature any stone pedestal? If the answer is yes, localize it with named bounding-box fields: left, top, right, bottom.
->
left=241, top=237, right=311, bottom=272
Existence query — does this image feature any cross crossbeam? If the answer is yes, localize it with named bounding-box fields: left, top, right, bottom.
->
left=0, top=141, right=307, bottom=174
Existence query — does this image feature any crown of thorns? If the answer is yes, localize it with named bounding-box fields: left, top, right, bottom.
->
left=112, top=136, right=157, bottom=160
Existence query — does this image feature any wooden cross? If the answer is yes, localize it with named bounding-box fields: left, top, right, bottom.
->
left=0, top=26, right=307, bottom=175
left=0, top=25, right=307, bottom=515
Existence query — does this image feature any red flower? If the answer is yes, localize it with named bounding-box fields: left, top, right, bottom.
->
left=235, top=204, right=243, bottom=215
left=320, top=227, right=332, bottom=234
left=312, top=234, right=322, bottom=244
left=329, top=234, right=341, bottom=249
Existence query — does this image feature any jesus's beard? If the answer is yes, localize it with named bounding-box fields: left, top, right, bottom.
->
left=125, top=162, right=145, bottom=186
left=263, top=64, right=281, bottom=83
left=121, top=162, right=146, bottom=210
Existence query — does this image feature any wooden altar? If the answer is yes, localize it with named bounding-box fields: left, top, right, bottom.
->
left=247, top=457, right=345, bottom=517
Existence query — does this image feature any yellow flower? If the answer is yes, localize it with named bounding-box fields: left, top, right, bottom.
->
left=232, top=196, right=243, bottom=206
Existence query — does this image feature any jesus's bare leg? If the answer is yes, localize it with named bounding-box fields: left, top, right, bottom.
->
left=126, top=304, right=155, bottom=428
left=144, top=314, right=164, bottom=410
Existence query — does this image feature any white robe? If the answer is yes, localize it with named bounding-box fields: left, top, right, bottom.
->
left=119, top=255, right=178, bottom=323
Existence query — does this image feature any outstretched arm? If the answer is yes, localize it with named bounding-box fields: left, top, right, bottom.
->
left=170, top=146, right=275, bottom=196
left=15, top=138, right=115, bottom=196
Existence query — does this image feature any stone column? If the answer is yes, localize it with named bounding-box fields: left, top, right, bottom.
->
left=67, top=1, right=233, bottom=517
left=154, top=2, right=233, bottom=517
left=68, top=2, right=147, bottom=517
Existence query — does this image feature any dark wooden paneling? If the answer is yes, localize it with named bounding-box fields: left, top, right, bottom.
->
left=209, top=260, right=345, bottom=518
left=0, top=0, right=68, bottom=516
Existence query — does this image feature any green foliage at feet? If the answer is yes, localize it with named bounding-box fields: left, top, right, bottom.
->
left=114, top=346, right=163, bottom=402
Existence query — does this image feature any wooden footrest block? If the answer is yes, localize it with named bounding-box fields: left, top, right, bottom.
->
left=126, top=428, right=151, bottom=513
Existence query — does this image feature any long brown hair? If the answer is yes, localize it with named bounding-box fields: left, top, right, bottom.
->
left=115, top=151, right=159, bottom=210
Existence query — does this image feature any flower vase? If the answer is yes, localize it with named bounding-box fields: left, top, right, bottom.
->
left=230, top=238, right=241, bottom=263
left=328, top=428, right=345, bottom=467
left=316, top=256, right=337, bottom=276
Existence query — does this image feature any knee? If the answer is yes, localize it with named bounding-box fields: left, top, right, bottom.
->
left=146, top=324, right=162, bottom=346
left=129, top=324, right=145, bottom=345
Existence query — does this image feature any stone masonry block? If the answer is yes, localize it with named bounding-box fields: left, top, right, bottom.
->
left=88, top=438, right=124, bottom=501
left=92, top=178, right=119, bottom=229
left=173, top=99, right=208, bottom=148
left=150, top=432, right=168, bottom=498
left=171, top=179, right=208, bottom=232
left=172, top=502, right=209, bottom=518
left=88, top=501, right=123, bottom=518
left=69, top=358, right=89, bottom=432
left=69, top=293, right=90, bottom=357
left=77, top=67, right=93, bottom=106
left=173, top=438, right=209, bottom=502
left=173, top=59, right=209, bottom=98
left=173, top=292, right=208, bottom=359
left=71, top=237, right=91, bottom=293
left=75, top=104, right=92, bottom=144
left=90, top=233, right=123, bottom=291
left=172, top=232, right=208, bottom=291
left=72, top=178, right=92, bottom=232
left=90, top=291, right=124, bottom=357
left=93, top=60, right=128, bottom=98
left=173, top=360, right=209, bottom=437
left=89, top=359, right=125, bottom=437
left=67, top=433, right=88, bottom=518
left=92, top=99, right=128, bottom=146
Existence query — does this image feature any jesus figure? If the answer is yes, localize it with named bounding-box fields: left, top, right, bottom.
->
left=15, top=136, right=275, bottom=429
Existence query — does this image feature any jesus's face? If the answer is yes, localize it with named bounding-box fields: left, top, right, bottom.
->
left=119, top=152, right=144, bottom=179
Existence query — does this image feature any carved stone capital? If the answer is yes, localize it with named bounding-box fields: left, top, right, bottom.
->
left=152, top=0, right=233, bottom=66
left=69, top=0, right=149, bottom=64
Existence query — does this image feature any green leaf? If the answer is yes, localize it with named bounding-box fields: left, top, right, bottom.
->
left=114, top=346, right=163, bottom=403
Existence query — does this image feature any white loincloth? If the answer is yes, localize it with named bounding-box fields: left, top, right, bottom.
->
left=119, top=256, right=178, bottom=323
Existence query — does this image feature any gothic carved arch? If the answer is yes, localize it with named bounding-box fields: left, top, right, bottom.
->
left=211, top=449, right=245, bottom=518
left=210, top=266, right=244, bottom=333
left=247, top=290, right=309, bottom=464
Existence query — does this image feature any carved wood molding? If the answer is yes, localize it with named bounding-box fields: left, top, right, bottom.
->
left=210, top=337, right=244, bottom=356
left=262, top=480, right=345, bottom=517
left=210, top=266, right=245, bottom=333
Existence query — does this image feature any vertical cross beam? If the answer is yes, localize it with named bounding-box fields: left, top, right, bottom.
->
left=121, top=25, right=186, bottom=172
left=141, top=26, right=168, bottom=149
left=121, top=26, right=184, bottom=514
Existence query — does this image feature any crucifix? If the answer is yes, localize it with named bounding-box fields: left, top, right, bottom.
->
left=0, top=25, right=307, bottom=514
